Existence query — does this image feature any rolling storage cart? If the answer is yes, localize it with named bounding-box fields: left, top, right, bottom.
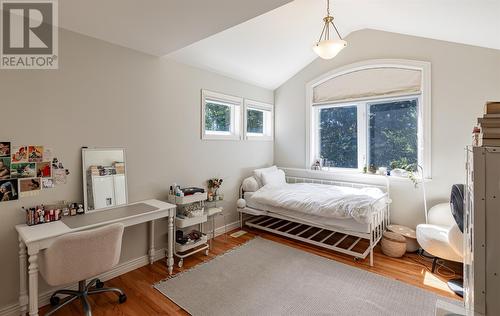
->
left=168, top=193, right=209, bottom=268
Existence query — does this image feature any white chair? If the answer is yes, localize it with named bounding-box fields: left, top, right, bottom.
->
left=39, top=223, right=127, bottom=315
left=416, top=184, right=464, bottom=296
left=416, top=209, right=463, bottom=268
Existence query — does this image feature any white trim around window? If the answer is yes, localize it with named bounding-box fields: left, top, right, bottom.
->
left=305, top=59, right=432, bottom=178
left=201, top=89, right=243, bottom=140
left=244, top=99, right=274, bottom=141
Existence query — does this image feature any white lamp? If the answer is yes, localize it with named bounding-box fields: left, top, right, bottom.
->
left=312, top=1, right=346, bottom=60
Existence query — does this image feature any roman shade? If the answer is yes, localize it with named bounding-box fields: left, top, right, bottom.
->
left=312, top=67, right=422, bottom=105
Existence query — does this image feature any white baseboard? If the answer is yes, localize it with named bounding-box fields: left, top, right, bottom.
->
left=207, top=220, right=240, bottom=238
left=0, top=220, right=239, bottom=316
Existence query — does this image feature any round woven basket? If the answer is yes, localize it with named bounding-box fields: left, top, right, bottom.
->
left=381, top=231, right=406, bottom=258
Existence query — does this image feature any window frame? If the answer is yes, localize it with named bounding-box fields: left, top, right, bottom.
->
left=244, top=99, right=274, bottom=141
left=201, top=89, right=242, bottom=141
left=314, top=95, right=422, bottom=173
left=306, top=59, right=432, bottom=178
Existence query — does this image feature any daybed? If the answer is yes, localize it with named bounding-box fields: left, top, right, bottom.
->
left=237, top=167, right=391, bottom=266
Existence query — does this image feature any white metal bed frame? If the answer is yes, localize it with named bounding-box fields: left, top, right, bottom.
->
left=238, top=175, right=391, bottom=266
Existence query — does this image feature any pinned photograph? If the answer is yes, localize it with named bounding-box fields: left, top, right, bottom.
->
left=0, top=157, right=11, bottom=180
left=0, top=142, right=10, bottom=157
left=19, top=178, right=41, bottom=197
left=11, top=146, right=28, bottom=163
left=43, top=148, right=54, bottom=161
left=11, top=163, right=36, bottom=178
left=36, top=162, right=52, bottom=178
left=42, top=178, right=55, bottom=189
left=0, top=179, right=18, bottom=202
left=53, top=168, right=67, bottom=185
left=28, top=146, right=44, bottom=163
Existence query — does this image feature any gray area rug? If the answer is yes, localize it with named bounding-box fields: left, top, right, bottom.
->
left=154, top=237, right=458, bottom=316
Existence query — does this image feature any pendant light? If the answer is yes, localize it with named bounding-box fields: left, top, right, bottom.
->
left=312, top=0, right=346, bottom=59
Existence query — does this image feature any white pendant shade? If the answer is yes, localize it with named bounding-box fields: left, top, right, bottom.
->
left=312, top=39, right=347, bottom=59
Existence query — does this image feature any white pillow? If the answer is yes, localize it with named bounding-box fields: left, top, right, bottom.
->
left=253, top=166, right=278, bottom=187
left=241, top=176, right=259, bottom=192
left=261, top=169, right=286, bottom=186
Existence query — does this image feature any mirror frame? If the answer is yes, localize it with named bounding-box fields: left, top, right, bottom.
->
left=82, top=147, right=129, bottom=213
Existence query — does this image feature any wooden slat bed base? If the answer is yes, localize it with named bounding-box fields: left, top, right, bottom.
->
left=245, top=215, right=372, bottom=260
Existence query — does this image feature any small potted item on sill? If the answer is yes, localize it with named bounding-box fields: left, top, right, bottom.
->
left=368, top=164, right=377, bottom=174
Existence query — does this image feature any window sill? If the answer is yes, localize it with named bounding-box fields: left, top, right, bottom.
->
left=281, top=167, right=432, bottom=184
left=245, top=136, right=274, bottom=141
left=202, top=134, right=241, bottom=141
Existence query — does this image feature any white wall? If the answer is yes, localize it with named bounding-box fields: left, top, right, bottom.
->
left=0, top=29, right=273, bottom=308
left=274, top=29, right=500, bottom=228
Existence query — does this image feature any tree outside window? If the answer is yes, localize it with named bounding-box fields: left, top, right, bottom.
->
left=319, top=106, right=358, bottom=168
left=316, top=97, right=419, bottom=172
left=247, top=109, right=264, bottom=134
left=205, top=102, right=231, bottom=132
left=369, top=99, right=418, bottom=171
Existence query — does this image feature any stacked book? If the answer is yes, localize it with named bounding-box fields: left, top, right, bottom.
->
left=114, top=162, right=125, bottom=174
left=478, top=101, right=500, bottom=146
left=89, top=165, right=101, bottom=176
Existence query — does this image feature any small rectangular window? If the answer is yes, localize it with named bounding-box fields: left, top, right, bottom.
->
left=244, top=100, right=273, bottom=140
left=202, top=90, right=242, bottom=140
left=318, top=105, right=358, bottom=169
left=205, top=101, right=232, bottom=134
left=247, top=109, right=264, bottom=134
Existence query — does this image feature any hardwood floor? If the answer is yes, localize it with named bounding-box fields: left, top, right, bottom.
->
left=40, top=228, right=462, bottom=315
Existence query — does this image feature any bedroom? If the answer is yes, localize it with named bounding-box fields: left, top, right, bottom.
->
left=0, top=0, right=499, bottom=315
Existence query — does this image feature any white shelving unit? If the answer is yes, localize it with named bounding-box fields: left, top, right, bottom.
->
left=168, top=192, right=208, bottom=205
left=465, top=146, right=500, bottom=316
left=168, top=193, right=209, bottom=268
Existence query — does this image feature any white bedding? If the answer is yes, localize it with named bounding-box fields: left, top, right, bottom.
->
left=249, top=183, right=386, bottom=224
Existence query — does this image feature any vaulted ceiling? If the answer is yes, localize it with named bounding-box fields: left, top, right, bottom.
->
left=168, top=0, right=500, bottom=89
left=57, top=0, right=500, bottom=90
left=58, top=0, right=293, bottom=56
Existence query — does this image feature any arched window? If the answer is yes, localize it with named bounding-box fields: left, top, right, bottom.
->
left=305, top=59, right=431, bottom=178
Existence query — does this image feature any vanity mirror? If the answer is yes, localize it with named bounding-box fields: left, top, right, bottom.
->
left=82, top=148, right=128, bottom=212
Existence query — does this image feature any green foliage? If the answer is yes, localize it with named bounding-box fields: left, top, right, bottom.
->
left=390, top=157, right=419, bottom=186
left=390, top=157, right=415, bottom=171
left=319, top=99, right=418, bottom=174
left=205, top=103, right=230, bottom=132
left=369, top=100, right=418, bottom=170
left=247, top=109, right=264, bottom=133
left=319, top=106, right=358, bottom=168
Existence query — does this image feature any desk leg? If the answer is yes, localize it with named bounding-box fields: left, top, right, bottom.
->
left=18, top=238, right=28, bottom=316
left=28, top=247, right=39, bottom=316
left=167, top=215, right=174, bottom=275
left=148, top=220, right=155, bottom=264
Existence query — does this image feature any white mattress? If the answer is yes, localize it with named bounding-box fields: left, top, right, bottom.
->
left=243, top=192, right=372, bottom=233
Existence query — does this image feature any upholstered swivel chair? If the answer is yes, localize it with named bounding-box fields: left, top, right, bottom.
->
left=416, top=184, right=464, bottom=296
left=39, top=223, right=127, bottom=315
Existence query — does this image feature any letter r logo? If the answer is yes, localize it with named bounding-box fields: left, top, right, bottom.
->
left=2, top=1, right=53, bottom=54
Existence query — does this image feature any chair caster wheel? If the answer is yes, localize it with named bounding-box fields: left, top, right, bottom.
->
left=178, top=260, right=183, bottom=268
left=96, top=280, right=104, bottom=289
left=50, top=296, right=60, bottom=306
left=119, top=294, right=127, bottom=304
left=205, top=249, right=209, bottom=256
left=354, top=257, right=360, bottom=262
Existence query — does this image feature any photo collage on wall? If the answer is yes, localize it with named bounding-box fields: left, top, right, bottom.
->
left=0, top=142, right=70, bottom=202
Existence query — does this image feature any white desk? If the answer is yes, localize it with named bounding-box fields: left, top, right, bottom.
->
left=15, top=199, right=176, bottom=316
